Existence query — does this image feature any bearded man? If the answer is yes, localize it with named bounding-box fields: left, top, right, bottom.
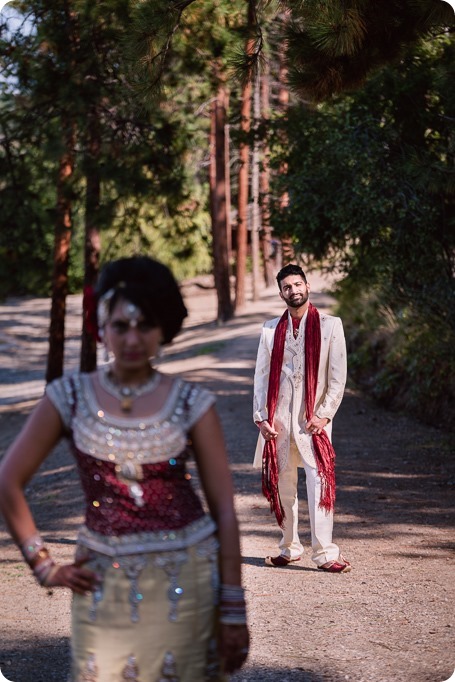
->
left=253, top=264, right=351, bottom=572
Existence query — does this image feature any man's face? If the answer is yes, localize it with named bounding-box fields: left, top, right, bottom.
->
left=279, top=275, right=310, bottom=309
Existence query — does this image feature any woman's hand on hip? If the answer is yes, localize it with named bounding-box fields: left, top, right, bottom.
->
left=46, top=557, right=100, bottom=595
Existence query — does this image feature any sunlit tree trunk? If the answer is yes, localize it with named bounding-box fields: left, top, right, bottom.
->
left=259, top=60, right=274, bottom=286
left=234, top=0, right=256, bottom=310
left=251, top=69, right=261, bottom=301
left=210, top=74, right=233, bottom=322
left=225, top=116, right=232, bottom=259
left=278, top=11, right=294, bottom=266
left=234, top=79, right=251, bottom=310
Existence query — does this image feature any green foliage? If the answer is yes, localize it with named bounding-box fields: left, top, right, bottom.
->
left=270, top=33, right=455, bottom=426
left=283, top=0, right=454, bottom=100
left=125, top=0, right=248, bottom=103
left=0, top=0, right=213, bottom=298
left=335, top=278, right=455, bottom=428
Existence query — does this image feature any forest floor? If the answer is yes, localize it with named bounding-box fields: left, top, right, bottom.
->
left=0, top=272, right=454, bottom=682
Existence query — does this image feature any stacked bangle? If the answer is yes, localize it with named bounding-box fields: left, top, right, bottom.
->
left=20, top=533, right=45, bottom=563
left=219, top=584, right=247, bottom=626
left=20, top=534, right=58, bottom=587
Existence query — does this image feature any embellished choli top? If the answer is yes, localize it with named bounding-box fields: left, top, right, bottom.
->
left=46, top=372, right=217, bottom=556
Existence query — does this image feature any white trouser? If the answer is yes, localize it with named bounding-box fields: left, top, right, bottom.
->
left=277, top=439, right=340, bottom=566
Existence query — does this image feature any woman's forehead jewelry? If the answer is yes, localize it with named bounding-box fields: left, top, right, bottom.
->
left=122, top=301, right=141, bottom=326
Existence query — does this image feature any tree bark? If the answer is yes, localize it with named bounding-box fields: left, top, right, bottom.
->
left=80, top=106, right=101, bottom=373
left=251, top=69, right=261, bottom=301
left=234, top=78, right=252, bottom=310
left=259, top=61, right=274, bottom=286
left=234, top=0, right=256, bottom=310
left=46, top=118, right=75, bottom=383
left=210, top=76, right=233, bottom=322
left=278, top=10, right=294, bottom=266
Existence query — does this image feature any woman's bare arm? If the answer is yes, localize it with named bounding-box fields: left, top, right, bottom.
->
left=190, top=405, right=249, bottom=673
left=190, top=405, right=242, bottom=586
left=0, top=396, right=97, bottom=594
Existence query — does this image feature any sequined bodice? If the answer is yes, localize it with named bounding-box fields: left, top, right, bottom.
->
left=74, top=448, right=204, bottom=536
left=46, top=372, right=215, bottom=538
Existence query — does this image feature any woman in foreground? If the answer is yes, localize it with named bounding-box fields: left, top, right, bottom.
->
left=0, top=255, right=249, bottom=681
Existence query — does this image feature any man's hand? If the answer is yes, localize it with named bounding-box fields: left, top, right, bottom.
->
left=256, top=420, right=278, bottom=441
left=306, top=415, right=329, bottom=435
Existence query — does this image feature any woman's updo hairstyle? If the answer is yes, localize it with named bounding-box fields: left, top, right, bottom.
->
left=96, top=256, right=188, bottom=345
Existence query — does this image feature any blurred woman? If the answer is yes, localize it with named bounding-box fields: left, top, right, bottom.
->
left=0, top=255, right=249, bottom=681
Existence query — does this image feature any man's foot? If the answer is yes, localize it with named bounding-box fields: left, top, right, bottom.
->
left=317, top=554, right=352, bottom=573
left=265, top=555, right=301, bottom=567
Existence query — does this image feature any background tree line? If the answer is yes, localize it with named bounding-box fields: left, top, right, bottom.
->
left=0, top=0, right=453, bottom=426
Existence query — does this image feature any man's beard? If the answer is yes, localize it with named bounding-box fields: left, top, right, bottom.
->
left=288, top=292, right=308, bottom=308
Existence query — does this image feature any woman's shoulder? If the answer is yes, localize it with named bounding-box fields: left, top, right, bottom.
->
left=174, top=377, right=216, bottom=428
left=46, top=370, right=94, bottom=426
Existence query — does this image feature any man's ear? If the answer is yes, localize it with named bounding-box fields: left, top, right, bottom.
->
left=279, top=290, right=284, bottom=301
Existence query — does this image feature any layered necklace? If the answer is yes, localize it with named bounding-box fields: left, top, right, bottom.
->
left=291, top=315, right=302, bottom=339
left=99, top=365, right=161, bottom=412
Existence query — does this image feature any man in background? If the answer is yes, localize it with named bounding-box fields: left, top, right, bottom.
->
left=253, top=264, right=351, bottom=572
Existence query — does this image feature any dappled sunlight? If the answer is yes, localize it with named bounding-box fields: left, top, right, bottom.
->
left=1, top=278, right=453, bottom=682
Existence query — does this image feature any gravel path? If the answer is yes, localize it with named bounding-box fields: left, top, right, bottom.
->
left=0, top=273, right=453, bottom=682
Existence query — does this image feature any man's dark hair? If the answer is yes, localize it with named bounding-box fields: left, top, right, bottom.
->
left=96, top=256, right=188, bottom=344
left=276, top=264, right=307, bottom=290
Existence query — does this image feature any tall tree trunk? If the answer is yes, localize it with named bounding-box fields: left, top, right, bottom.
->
left=210, top=75, right=233, bottom=322
left=278, top=11, right=294, bottom=267
left=234, top=0, right=256, bottom=310
left=80, top=106, right=101, bottom=372
left=46, top=119, right=75, bottom=383
left=259, top=61, right=274, bottom=286
left=224, top=117, right=232, bottom=259
left=251, top=69, right=261, bottom=301
left=234, top=79, right=251, bottom=310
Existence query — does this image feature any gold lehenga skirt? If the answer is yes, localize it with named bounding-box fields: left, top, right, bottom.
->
left=70, top=532, right=227, bottom=682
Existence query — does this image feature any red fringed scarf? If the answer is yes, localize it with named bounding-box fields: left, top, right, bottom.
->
left=262, top=303, right=336, bottom=528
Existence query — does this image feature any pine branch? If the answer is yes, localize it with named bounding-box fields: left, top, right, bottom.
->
left=125, top=0, right=199, bottom=103
left=282, top=0, right=455, bottom=100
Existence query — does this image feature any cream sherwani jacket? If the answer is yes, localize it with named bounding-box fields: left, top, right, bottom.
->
left=253, top=310, right=347, bottom=471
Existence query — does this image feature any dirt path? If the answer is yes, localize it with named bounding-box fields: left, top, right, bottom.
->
left=0, top=274, right=453, bottom=682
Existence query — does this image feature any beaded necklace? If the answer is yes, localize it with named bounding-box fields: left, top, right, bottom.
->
left=99, top=365, right=161, bottom=413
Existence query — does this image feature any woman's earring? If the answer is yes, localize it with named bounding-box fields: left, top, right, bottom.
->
left=97, top=329, right=110, bottom=364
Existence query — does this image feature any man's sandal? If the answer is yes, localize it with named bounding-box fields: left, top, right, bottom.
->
left=265, top=555, right=301, bottom=567
left=317, top=555, right=352, bottom=573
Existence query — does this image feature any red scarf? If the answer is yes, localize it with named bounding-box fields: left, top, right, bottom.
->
left=262, top=303, right=336, bottom=527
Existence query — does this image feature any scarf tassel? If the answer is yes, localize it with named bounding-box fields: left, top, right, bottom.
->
left=262, top=441, right=285, bottom=528
left=313, top=432, right=336, bottom=512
